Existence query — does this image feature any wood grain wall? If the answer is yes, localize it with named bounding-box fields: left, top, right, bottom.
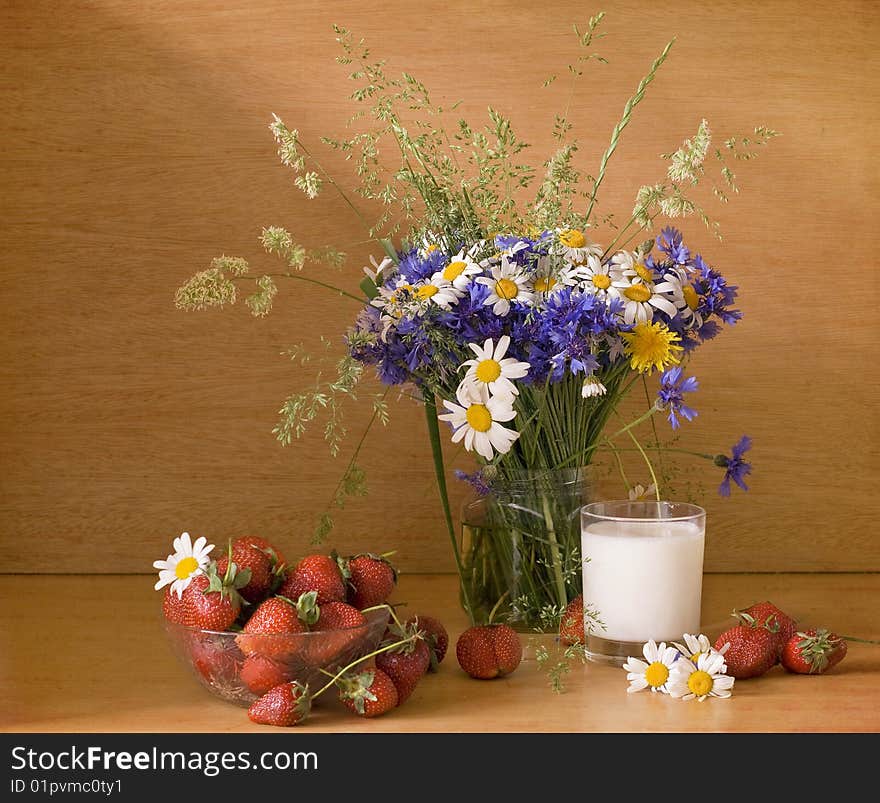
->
left=1, top=0, right=878, bottom=573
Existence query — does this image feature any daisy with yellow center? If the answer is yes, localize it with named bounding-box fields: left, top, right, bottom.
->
left=411, top=276, right=464, bottom=310
left=153, top=532, right=214, bottom=598
left=672, top=633, right=730, bottom=668
left=608, top=251, right=682, bottom=324
left=622, top=639, right=679, bottom=694
left=531, top=258, right=577, bottom=295
left=575, top=254, right=615, bottom=299
left=557, top=227, right=601, bottom=264
left=433, top=248, right=482, bottom=290
left=438, top=383, right=519, bottom=461
left=662, top=272, right=704, bottom=328
left=668, top=651, right=735, bottom=702
left=476, top=259, right=535, bottom=316
left=461, top=335, right=531, bottom=398
left=621, top=321, right=683, bottom=373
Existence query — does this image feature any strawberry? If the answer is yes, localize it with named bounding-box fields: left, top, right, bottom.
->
left=182, top=561, right=247, bottom=631
left=247, top=682, right=310, bottom=727
left=346, top=553, right=397, bottom=609
left=309, top=601, right=369, bottom=664
left=189, top=632, right=240, bottom=684
left=279, top=554, right=346, bottom=605
left=736, top=601, right=798, bottom=658
left=781, top=629, right=848, bottom=674
left=713, top=623, right=778, bottom=679
left=216, top=539, right=273, bottom=604
left=240, top=653, right=291, bottom=695
left=375, top=627, right=431, bottom=704
left=338, top=669, right=398, bottom=718
left=235, top=535, right=288, bottom=573
left=162, top=586, right=191, bottom=625
left=559, top=594, right=585, bottom=646
left=407, top=614, right=448, bottom=669
left=456, top=624, right=523, bottom=679
left=236, top=593, right=316, bottom=658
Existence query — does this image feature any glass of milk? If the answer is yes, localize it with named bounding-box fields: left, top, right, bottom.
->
left=581, top=500, right=706, bottom=665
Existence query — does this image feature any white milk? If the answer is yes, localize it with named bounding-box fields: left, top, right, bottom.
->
left=581, top=519, right=705, bottom=643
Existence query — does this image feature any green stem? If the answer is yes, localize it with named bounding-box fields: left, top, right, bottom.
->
left=625, top=428, right=661, bottom=500
left=234, top=273, right=364, bottom=304
left=604, top=438, right=632, bottom=492
left=541, top=493, right=568, bottom=609
left=422, top=389, right=474, bottom=624
left=585, top=38, right=675, bottom=223
left=313, top=634, right=416, bottom=699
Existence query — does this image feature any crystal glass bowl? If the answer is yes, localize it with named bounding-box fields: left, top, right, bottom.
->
left=163, top=607, right=390, bottom=706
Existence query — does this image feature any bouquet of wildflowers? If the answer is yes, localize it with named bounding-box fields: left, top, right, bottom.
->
left=176, top=16, right=773, bottom=627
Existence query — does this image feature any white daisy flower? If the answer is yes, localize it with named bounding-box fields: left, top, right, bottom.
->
left=371, top=276, right=415, bottom=312
left=672, top=633, right=730, bottom=668
left=628, top=483, right=657, bottom=501
left=557, top=228, right=602, bottom=264
left=668, top=651, right=735, bottom=702
left=622, top=639, right=680, bottom=694
left=461, top=335, right=530, bottom=398
left=476, top=259, right=535, bottom=316
left=433, top=248, right=482, bottom=290
left=581, top=375, right=607, bottom=398
left=609, top=273, right=681, bottom=325
left=438, top=383, right=519, bottom=461
left=662, top=271, right=704, bottom=328
left=611, top=250, right=654, bottom=284
left=576, top=254, right=615, bottom=300
left=153, top=532, right=214, bottom=598
left=410, top=276, right=465, bottom=310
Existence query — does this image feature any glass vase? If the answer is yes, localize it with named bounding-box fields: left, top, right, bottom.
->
left=459, top=467, right=594, bottom=631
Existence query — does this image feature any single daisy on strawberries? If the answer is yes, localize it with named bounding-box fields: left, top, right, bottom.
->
left=461, top=335, right=530, bottom=398
left=154, top=532, right=214, bottom=598
left=668, top=651, right=735, bottom=702
left=622, top=639, right=679, bottom=694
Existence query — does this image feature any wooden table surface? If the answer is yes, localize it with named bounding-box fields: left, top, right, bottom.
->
left=2, top=574, right=878, bottom=733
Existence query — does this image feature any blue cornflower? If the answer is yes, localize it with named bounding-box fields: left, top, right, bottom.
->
left=397, top=246, right=446, bottom=283
left=715, top=436, right=752, bottom=496
left=657, top=366, right=698, bottom=429
left=454, top=469, right=492, bottom=497
left=656, top=227, right=690, bottom=265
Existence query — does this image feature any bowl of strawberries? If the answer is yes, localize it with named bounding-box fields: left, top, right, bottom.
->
left=158, top=534, right=397, bottom=706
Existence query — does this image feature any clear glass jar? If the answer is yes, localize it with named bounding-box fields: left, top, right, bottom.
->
left=459, top=467, right=595, bottom=631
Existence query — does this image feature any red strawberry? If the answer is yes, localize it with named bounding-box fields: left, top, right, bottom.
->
left=235, top=535, right=288, bottom=573
left=162, top=586, right=191, bottom=625
left=309, top=601, right=369, bottom=664
left=189, top=632, right=240, bottom=684
left=560, top=594, right=585, bottom=646
left=279, top=554, right=346, bottom=605
left=781, top=629, right=848, bottom=674
left=456, top=624, right=523, bottom=679
left=338, top=669, right=398, bottom=718
left=713, top=624, right=777, bottom=679
left=407, top=614, right=448, bottom=669
left=346, top=553, right=397, bottom=609
left=375, top=630, right=431, bottom=704
left=182, top=570, right=242, bottom=631
left=240, top=653, right=291, bottom=695
left=216, top=541, right=272, bottom=605
left=247, top=682, right=311, bottom=727
left=236, top=594, right=314, bottom=658
left=737, top=601, right=798, bottom=658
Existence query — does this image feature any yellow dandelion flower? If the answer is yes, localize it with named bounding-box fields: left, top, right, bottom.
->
left=621, top=321, right=683, bottom=373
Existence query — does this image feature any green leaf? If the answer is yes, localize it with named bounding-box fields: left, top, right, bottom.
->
left=360, top=275, right=379, bottom=300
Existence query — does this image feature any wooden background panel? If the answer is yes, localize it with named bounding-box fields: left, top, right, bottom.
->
left=0, top=0, right=878, bottom=573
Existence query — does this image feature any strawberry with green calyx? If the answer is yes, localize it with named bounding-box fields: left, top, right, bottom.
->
left=216, top=538, right=273, bottom=604
left=713, top=620, right=778, bottom=679
left=337, top=669, right=398, bottom=717
left=456, top=623, right=523, bottom=679
left=734, top=601, right=797, bottom=658
left=781, top=629, right=848, bottom=674
left=308, top=600, right=368, bottom=664
left=279, top=554, right=346, bottom=605
left=346, top=552, right=398, bottom=609
left=184, top=556, right=249, bottom=631
left=375, top=621, right=431, bottom=704
left=406, top=614, right=448, bottom=669
left=247, top=681, right=311, bottom=727
left=236, top=592, right=315, bottom=658
left=235, top=535, right=288, bottom=592
left=560, top=594, right=585, bottom=647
